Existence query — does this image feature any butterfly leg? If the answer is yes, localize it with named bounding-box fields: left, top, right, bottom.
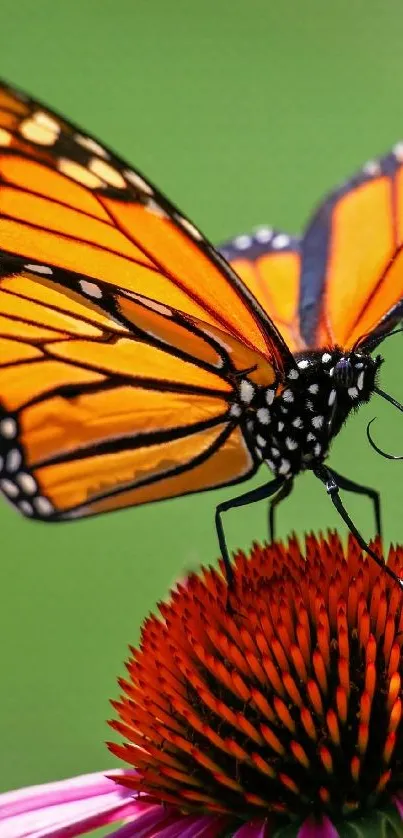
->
left=215, top=476, right=285, bottom=588
left=269, top=479, right=294, bottom=542
left=313, top=464, right=402, bottom=588
left=325, top=465, right=381, bottom=536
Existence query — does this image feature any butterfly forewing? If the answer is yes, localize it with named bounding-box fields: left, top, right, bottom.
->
left=0, top=80, right=292, bottom=520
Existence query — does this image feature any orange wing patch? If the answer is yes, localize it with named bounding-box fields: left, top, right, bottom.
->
left=299, top=149, right=403, bottom=349
left=65, top=425, right=255, bottom=519
left=220, top=230, right=303, bottom=353
left=318, top=177, right=395, bottom=347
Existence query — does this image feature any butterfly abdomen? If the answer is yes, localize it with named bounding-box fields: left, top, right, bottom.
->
left=239, top=349, right=381, bottom=478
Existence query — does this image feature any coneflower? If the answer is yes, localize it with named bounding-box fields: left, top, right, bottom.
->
left=2, top=533, right=403, bottom=838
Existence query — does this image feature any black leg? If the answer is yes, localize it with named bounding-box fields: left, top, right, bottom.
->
left=269, top=479, right=293, bottom=542
left=314, top=464, right=403, bottom=588
left=215, top=476, right=285, bottom=587
left=325, top=465, right=381, bottom=537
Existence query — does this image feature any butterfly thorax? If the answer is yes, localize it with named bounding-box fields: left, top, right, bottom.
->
left=239, top=348, right=382, bottom=479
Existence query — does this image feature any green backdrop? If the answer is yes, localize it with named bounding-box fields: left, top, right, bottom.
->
left=1, top=0, right=403, bottom=798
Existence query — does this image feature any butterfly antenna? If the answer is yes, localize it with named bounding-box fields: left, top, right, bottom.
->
left=366, top=417, right=403, bottom=460
left=374, top=385, right=403, bottom=413
left=365, top=386, right=403, bottom=458
left=314, top=464, right=403, bottom=589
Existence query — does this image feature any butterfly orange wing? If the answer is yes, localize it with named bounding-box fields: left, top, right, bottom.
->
left=221, top=147, right=403, bottom=354
left=300, top=148, right=403, bottom=349
left=0, top=81, right=292, bottom=520
left=220, top=228, right=303, bottom=353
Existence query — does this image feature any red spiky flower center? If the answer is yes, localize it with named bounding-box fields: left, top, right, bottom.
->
left=109, top=534, right=403, bottom=826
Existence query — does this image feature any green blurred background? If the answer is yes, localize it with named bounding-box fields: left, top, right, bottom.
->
left=1, top=0, right=403, bottom=797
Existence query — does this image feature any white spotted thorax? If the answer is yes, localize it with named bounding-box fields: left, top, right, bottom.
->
left=235, top=348, right=382, bottom=478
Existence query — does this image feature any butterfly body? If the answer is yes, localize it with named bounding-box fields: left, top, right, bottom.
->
left=241, top=347, right=381, bottom=480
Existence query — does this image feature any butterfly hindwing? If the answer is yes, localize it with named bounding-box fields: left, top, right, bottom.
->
left=220, top=227, right=303, bottom=354
left=222, top=147, right=403, bottom=355
left=299, top=146, right=403, bottom=350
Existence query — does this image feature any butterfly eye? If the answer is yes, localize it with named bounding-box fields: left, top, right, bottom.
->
left=333, top=357, right=354, bottom=387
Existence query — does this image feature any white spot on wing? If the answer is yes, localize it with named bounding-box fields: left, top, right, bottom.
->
left=271, top=234, right=290, bottom=249
left=254, top=226, right=273, bottom=243
left=256, top=435, right=266, bottom=447
left=286, top=437, right=298, bottom=451
left=19, top=500, right=33, bottom=516
left=79, top=280, right=103, bottom=299
left=328, top=389, right=336, bottom=406
left=234, top=234, right=252, bottom=250
left=393, top=142, right=403, bottom=162
left=292, top=417, right=302, bottom=428
left=17, top=473, right=37, bottom=495
left=278, top=458, right=291, bottom=474
left=0, top=418, right=17, bottom=439
left=362, top=160, right=381, bottom=176
left=145, top=199, right=167, bottom=218
left=357, top=371, right=365, bottom=391
left=89, top=158, right=126, bottom=189
left=176, top=216, right=203, bottom=240
left=322, top=353, right=332, bottom=364
left=348, top=387, right=359, bottom=399
left=308, top=384, right=319, bottom=394
left=288, top=369, right=299, bottom=380
left=75, top=134, right=109, bottom=157
left=34, top=496, right=54, bottom=516
left=6, top=449, right=21, bottom=472
left=297, top=359, right=310, bottom=369
left=35, top=111, right=60, bottom=132
left=25, top=264, right=53, bottom=275
left=1, top=479, right=19, bottom=497
left=0, top=128, right=12, bottom=146
left=124, top=170, right=154, bottom=195
left=229, top=404, right=241, bottom=418
left=265, top=389, right=275, bottom=405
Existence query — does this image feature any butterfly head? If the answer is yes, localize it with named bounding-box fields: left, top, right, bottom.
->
left=330, top=349, right=383, bottom=402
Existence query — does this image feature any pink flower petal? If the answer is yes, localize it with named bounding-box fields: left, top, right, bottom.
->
left=100, top=806, right=181, bottom=838
left=233, top=819, right=272, bottom=838
left=0, top=769, right=149, bottom=838
left=0, top=770, right=135, bottom=819
left=298, top=815, right=340, bottom=838
left=158, top=814, right=228, bottom=838
left=393, top=795, right=403, bottom=820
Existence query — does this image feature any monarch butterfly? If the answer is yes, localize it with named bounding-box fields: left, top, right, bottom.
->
left=0, top=80, right=402, bottom=585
